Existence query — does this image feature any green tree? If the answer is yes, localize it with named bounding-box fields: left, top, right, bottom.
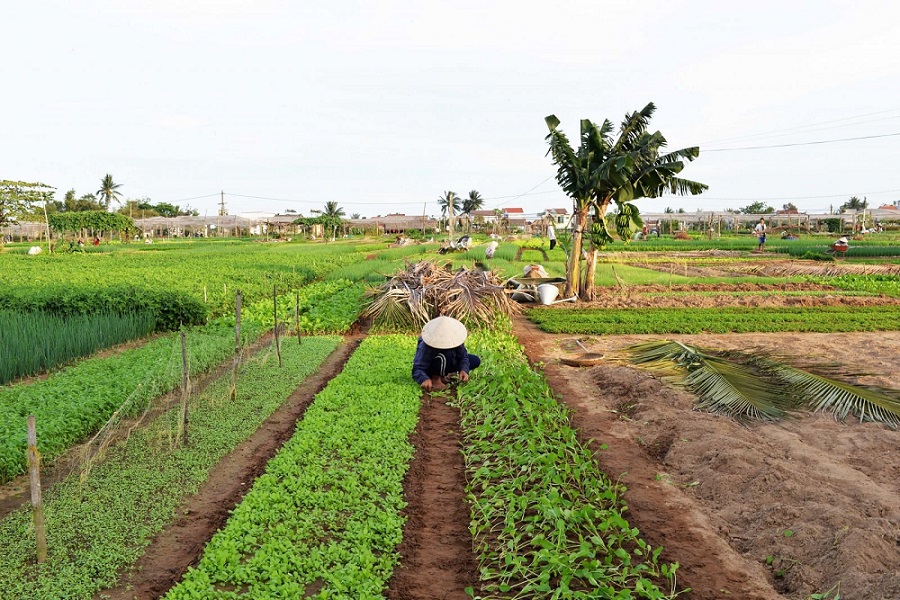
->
left=462, top=190, right=484, bottom=233
left=0, top=180, right=55, bottom=227
left=97, top=174, right=123, bottom=210
left=545, top=103, right=706, bottom=299
left=437, top=191, right=462, bottom=239
left=315, top=201, right=345, bottom=240
left=839, top=196, right=867, bottom=212
left=738, top=201, right=774, bottom=214
left=782, top=202, right=798, bottom=211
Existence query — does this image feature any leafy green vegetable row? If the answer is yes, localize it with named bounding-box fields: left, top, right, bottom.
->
left=0, top=337, right=341, bottom=599
left=166, top=335, right=421, bottom=599
left=526, top=306, right=900, bottom=335
left=0, top=321, right=262, bottom=484
left=458, top=330, right=679, bottom=599
left=808, top=274, right=900, bottom=298
left=0, top=284, right=206, bottom=330
left=0, top=309, right=156, bottom=385
left=237, top=279, right=367, bottom=333
left=0, top=242, right=370, bottom=318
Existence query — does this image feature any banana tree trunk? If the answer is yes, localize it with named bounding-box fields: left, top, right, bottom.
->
left=581, top=247, right=597, bottom=300
left=565, top=208, right=589, bottom=298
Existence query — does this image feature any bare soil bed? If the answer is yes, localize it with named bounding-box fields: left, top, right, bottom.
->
left=570, top=282, right=900, bottom=310
left=514, top=316, right=900, bottom=599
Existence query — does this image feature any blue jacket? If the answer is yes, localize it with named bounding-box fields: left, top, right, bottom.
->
left=411, top=338, right=471, bottom=385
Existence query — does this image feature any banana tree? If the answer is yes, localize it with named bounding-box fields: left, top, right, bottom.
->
left=546, top=104, right=707, bottom=300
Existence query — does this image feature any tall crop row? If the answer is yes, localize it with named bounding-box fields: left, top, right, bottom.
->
left=527, top=306, right=900, bottom=335
left=0, top=321, right=263, bottom=484
left=457, top=330, right=679, bottom=599
left=166, top=335, right=421, bottom=599
left=0, top=309, right=156, bottom=384
left=0, top=337, right=341, bottom=599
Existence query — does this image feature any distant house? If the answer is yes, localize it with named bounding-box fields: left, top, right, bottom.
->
left=541, top=208, right=572, bottom=229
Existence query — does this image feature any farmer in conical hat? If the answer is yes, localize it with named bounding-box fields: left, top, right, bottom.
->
left=412, top=316, right=481, bottom=392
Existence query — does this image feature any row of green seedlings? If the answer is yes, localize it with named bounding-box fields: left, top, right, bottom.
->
left=165, top=335, right=421, bottom=598
left=0, top=309, right=156, bottom=385
left=0, top=337, right=341, bottom=599
left=238, top=279, right=367, bottom=333
left=0, top=242, right=369, bottom=319
left=526, top=306, right=900, bottom=335
left=0, top=320, right=263, bottom=485
left=458, top=330, right=681, bottom=599
left=808, top=274, right=900, bottom=298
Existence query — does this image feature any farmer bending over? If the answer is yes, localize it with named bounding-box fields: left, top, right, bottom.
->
left=412, top=316, right=481, bottom=392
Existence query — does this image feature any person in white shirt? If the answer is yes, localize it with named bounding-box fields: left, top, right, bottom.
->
left=547, top=223, right=557, bottom=250
left=753, top=218, right=767, bottom=251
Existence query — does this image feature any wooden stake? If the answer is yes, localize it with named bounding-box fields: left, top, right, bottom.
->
left=232, top=290, right=242, bottom=401
left=27, top=415, right=47, bottom=563
left=180, top=331, right=189, bottom=446
left=295, top=290, right=301, bottom=346
left=273, top=284, right=282, bottom=367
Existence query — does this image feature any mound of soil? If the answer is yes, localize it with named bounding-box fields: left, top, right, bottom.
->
left=562, top=283, right=900, bottom=310
left=515, top=319, right=900, bottom=599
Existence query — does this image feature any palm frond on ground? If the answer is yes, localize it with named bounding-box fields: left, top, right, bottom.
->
left=363, top=260, right=519, bottom=331
left=619, top=340, right=900, bottom=428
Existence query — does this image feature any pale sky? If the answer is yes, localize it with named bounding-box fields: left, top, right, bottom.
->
left=4, top=0, right=899, bottom=219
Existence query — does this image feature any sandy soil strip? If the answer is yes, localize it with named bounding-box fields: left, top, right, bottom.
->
left=387, top=394, right=477, bottom=600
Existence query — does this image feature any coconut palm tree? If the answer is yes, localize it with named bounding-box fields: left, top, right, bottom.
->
left=437, top=191, right=462, bottom=239
left=96, top=174, right=123, bottom=210
left=463, top=190, right=484, bottom=233
left=319, top=201, right=345, bottom=240
left=545, top=103, right=707, bottom=299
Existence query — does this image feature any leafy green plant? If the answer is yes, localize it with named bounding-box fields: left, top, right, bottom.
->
left=0, top=321, right=263, bottom=483
left=527, top=305, right=900, bottom=335
left=0, top=337, right=340, bottom=599
left=165, top=335, right=421, bottom=598
left=457, top=329, right=681, bottom=598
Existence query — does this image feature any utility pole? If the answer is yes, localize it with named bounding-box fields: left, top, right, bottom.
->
left=448, top=194, right=455, bottom=241
left=421, top=202, right=427, bottom=236
left=218, top=191, right=227, bottom=237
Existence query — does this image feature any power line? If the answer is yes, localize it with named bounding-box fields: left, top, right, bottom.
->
left=698, top=107, right=900, bottom=146
left=703, top=132, right=900, bottom=152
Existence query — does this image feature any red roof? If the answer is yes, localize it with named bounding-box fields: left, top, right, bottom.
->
left=505, top=207, right=524, bottom=214
left=878, top=204, right=898, bottom=210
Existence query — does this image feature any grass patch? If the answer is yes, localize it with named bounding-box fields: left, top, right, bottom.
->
left=527, top=305, right=900, bottom=334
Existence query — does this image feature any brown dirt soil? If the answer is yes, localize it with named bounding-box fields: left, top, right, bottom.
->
left=96, top=336, right=360, bottom=600
left=550, top=282, right=900, bottom=310
left=387, top=394, right=477, bottom=600
left=513, top=316, right=900, bottom=599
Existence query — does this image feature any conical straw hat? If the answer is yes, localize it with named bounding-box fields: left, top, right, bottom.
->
left=421, top=316, right=467, bottom=349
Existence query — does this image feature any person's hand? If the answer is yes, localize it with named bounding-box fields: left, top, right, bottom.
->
left=459, top=371, right=469, bottom=383
left=420, top=379, right=433, bottom=392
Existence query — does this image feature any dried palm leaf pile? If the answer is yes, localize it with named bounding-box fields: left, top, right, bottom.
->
left=363, top=260, right=519, bottom=331
left=618, top=340, right=900, bottom=429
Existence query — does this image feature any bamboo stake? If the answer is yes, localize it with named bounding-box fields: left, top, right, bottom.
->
left=232, top=290, right=242, bottom=401
left=273, top=284, right=282, bottom=367
left=27, top=416, right=47, bottom=562
left=295, top=290, right=301, bottom=346
left=180, top=331, right=189, bottom=446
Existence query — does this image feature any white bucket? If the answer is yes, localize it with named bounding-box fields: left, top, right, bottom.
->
left=537, top=283, right=560, bottom=305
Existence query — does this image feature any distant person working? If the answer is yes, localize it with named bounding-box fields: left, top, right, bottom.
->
left=547, top=223, right=557, bottom=250
left=754, top=218, right=766, bottom=251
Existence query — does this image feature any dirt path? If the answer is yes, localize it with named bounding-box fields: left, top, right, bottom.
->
left=513, top=316, right=900, bottom=599
left=387, top=394, right=476, bottom=600
left=97, top=336, right=360, bottom=600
